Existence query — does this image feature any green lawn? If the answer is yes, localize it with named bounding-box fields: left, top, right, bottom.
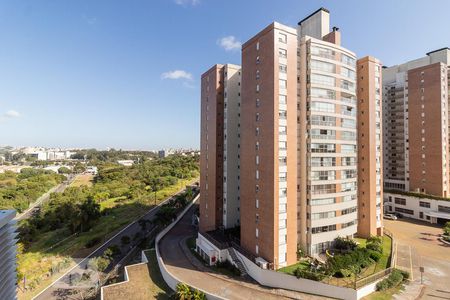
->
left=18, top=178, right=196, bottom=300
left=278, top=260, right=310, bottom=275
left=363, top=284, right=404, bottom=300
left=144, top=249, right=173, bottom=298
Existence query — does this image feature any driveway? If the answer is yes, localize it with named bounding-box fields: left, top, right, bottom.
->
left=159, top=204, right=330, bottom=300
left=385, top=219, right=450, bottom=299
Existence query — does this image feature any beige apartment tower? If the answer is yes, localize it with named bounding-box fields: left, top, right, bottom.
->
left=357, top=56, right=383, bottom=238
left=383, top=48, right=450, bottom=197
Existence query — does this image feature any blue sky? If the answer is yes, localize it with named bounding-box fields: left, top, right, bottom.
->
left=0, top=0, right=449, bottom=150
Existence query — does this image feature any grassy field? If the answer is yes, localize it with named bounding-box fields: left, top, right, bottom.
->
left=18, top=177, right=196, bottom=300
left=69, top=173, right=94, bottom=187
left=278, top=260, right=310, bottom=275
left=363, top=284, right=404, bottom=300
left=145, top=249, right=173, bottom=298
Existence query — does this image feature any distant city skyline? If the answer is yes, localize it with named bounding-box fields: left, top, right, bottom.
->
left=0, top=0, right=449, bottom=149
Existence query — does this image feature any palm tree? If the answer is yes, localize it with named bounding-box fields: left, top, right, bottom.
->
left=176, top=283, right=191, bottom=300
left=192, top=289, right=206, bottom=300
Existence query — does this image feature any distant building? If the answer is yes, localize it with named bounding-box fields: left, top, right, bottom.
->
left=0, top=210, right=18, bottom=300
left=86, top=166, right=98, bottom=175
left=117, top=160, right=134, bottom=167
left=158, top=149, right=174, bottom=158
left=383, top=48, right=450, bottom=197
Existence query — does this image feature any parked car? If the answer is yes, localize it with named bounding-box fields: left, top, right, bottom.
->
left=384, top=213, right=398, bottom=220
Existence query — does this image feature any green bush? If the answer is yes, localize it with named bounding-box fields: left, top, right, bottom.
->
left=366, top=235, right=383, bottom=253
left=368, top=250, right=382, bottom=262
left=334, top=237, right=357, bottom=251
left=376, top=269, right=407, bottom=291
left=293, top=267, right=326, bottom=281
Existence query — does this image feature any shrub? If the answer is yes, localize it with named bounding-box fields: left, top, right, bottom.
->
left=376, top=269, right=407, bottom=291
left=334, top=237, right=357, bottom=251
left=366, top=235, right=383, bottom=253
left=85, top=237, right=101, bottom=248
left=293, top=268, right=326, bottom=281
left=368, top=250, right=382, bottom=262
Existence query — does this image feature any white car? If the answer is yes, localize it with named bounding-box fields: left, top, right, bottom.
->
left=384, top=213, right=398, bottom=220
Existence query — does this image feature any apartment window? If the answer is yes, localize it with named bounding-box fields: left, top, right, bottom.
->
left=310, top=143, right=336, bottom=153
left=279, top=219, right=287, bottom=229
left=310, top=74, right=336, bottom=87
left=279, top=203, right=287, bottom=213
left=341, top=67, right=356, bottom=80
left=311, top=198, right=335, bottom=205
left=279, top=79, right=287, bottom=89
left=256, top=245, right=259, bottom=254
left=256, top=84, right=260, bottom=92
left=311, top=211, right=336, bottom=220
left=310, top=184, right=336, bottom=195
left=310, top=88, right=336, bottom=100
left=279, top=95, right=287, bottom=104
left=279, top=33, right=287, bottom=43
left=256, top=41, right=260, bottom=51
left=256, top=113, right=260, bottom=122
left=342, top=169, right=357, bottom=179
left=256, top=155, right=259, bottom=165
left=419, top=201, right=430, bottom=208
left=279, top=172, right=287, bottom=182
left=278, top=48, right=287, bottom=58
left=311, top=170, right=336, bottom=181
left=310, top=115, right=336, bottom=126
left=310, top=157, right=335, bottom=167
left=279, top=110, right=287, bottom=119
left=279, top=64, right=287, bottom=73
left=256, top=199, right=259, bottom=208
left=255, top=142, right=260, bottom=150
left=256, top=56, right=260, bottom=64
left=311, top=224, right=336, bottom=234
left=341, top=131, right=356, bottom=141
left=341, top=144, right=356, bottom=153
left=394, top=197, right=406, bottom=205
left=341, top=54, right=356, bottom=67
left=279, top=141, right=287, bottom=150
left=255, top=127, right=260, bottom=136
left=310, top=59, right=336, bottom=73
left=256, top=170, right=259, bottom=179
left=310, top=129, right=335, bottom=140
left=438, top=205, right=450, bottom=213
left=256, top=98, right=260, bottom=107
left=341, top=118, right=356, bottom=129
left=341, top=206, right=357, bottom=215
left=310, top=46, right=335, bottom=59
left=279, top=156, right=287, bottom=165
left=310, top=101, right=335, bottom=113
left=279, top=126, right=287, bottom=135
left=395, top=207, right=414, bottom=215
left=256, top=70, right=260, bottom=79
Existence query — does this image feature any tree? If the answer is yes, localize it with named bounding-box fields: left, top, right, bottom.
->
left=76, top=197, right=101, bottom=232
left=73, top=162, right=86, bottom=173
left=176, top=283, right=192, bottom=300
left=444, top=221, right=450, bottom=236
left=192, top=289, right=206, bottom=300
left=58, top=167, right=71, bottom=174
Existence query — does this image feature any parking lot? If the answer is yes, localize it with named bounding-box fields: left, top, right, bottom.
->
left=385, top=218, right=450, bottom=299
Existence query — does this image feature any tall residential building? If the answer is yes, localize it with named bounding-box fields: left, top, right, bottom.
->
left=357, top=56, right=383, bottom=238
left=240, top=22, right=298, bottom=268
left=297, top=9, right=359, bottom=255
left=383, top=48, right=450, bottom=197
left=199, top=64, right=241, bottom=233
left=198, top=7, right=381, bottom=270
left=0, top=210, right=18, bottom=300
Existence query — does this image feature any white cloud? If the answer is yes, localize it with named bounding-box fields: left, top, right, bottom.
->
left=161, top=70, right=193, bottom=80
left=0, top=110, right=21, bottom=122
left=174, top=0, right=200, bottom=6
left=4, top=110, right=20, bottom=118
left=217, top=36, right=242, bottom=51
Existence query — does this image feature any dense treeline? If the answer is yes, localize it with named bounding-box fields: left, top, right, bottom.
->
left=0, top=169, right=64, bottom=212
left=70, top=148, right=159, bottom=163
left=19, top=154, right=199, bottom=248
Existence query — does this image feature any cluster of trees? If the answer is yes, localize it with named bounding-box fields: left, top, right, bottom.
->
left=19, top=155, right=199, bottom=249
left=0, top=168, right=64, bottom=212
left=326, top=236, right=384, bottom=278
left=70, top=148, right=159, bottom=164
left=293, top=236, right=386, bottom=281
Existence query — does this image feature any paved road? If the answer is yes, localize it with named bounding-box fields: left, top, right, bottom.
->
left=15, top=174, right=76, bottom=221
left=33, top=187, right=191, bottom=300
left=385, top=219, right=450, bottom=300
left=159, top=204, right=330, bottom=300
